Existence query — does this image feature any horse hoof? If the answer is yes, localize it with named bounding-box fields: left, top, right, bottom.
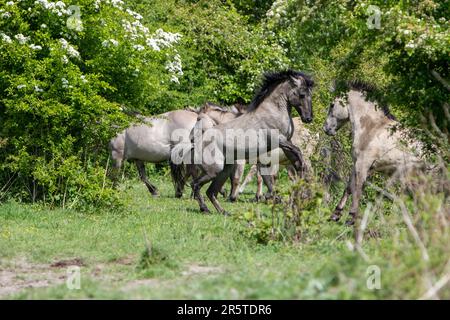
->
left=328, top=208, right=343, bottom=222
left=345, top=218, right=355, bottom=226
left=200, top=207, right=210, bottom=214
left=175, top=192, right=183, bottom=199
left=228, top=197, right=237, bottom=203
left=223, top=211, right=231, bottom=216
left=272, top=196, right=282, bottom=204
left=151, top=193, right=159, bottom=197
left=329, top=213, right=341, bottom=222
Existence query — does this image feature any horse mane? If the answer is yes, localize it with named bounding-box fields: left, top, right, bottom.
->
left=340, top=79, right=397, bottom=121
left=247, top=69, right=314, bottom=112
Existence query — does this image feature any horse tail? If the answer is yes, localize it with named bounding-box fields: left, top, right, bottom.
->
left=169, top=142, right=194, bottom=198
left=170, top=159, right=186, bottom=198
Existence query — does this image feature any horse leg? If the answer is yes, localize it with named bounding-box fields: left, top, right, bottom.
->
left=330, top=179, right=351, bottom=222
left=229, top=161, right=245, bottom=202
left=279, top=138, right=306, bottom=178
left=206, top=164, right=235, bottom=215
left=238, top=164, right=257, bottom=194
left=255, top=168, right=263, bottom=202
left=191, top=171, right=215, bottom=213
left=348, top=160, right=371, bottom=238
left=287, top=165, right=297, bottom=182
left=258, top=163, right=278, bottom=201
left=136, top=160, right=158, bottom=196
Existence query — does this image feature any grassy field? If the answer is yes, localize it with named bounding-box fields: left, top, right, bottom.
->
left=0, top=173, right=448, bottom=299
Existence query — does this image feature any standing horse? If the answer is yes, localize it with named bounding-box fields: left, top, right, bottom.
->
left=174, top=70, right=314, bottom=214
left=323, top=81, right=426, bottom=229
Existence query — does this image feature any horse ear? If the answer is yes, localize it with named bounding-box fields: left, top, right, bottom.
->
left=230, top=105, right=240, bottom=115
left=290, top=75, right=304, bottom=87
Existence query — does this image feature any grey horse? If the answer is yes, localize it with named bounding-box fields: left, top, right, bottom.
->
left=173, top=70, right=314, bottom=214
left=323, top=81, right=426, bottom=228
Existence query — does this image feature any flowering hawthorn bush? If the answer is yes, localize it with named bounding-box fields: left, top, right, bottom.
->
left=0, top=0, right=182, bottom=207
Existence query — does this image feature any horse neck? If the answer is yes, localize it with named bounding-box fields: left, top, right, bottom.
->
left=348, top=91, right=387, bottom=140
left=253, top=82, right=293, bottom=138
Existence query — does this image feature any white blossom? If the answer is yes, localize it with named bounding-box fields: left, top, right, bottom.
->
left=133, top=44, right=145, bottom=51
left=17, top=84, right=26, bottom=89
left=126, top=8, right=143, bottom=20
left=146, top=38, right=160, bottom=51
left=34, top=85, right=44, bottom=92
left=80, top=75, right=88, bottom=83
left=1, top=33, right=12, bottom=43
left=34, top=0, right=70, bottom=16
left=15, top=34, right=29, bottom=44
left=59, top=38, right=80, bottom=58
left=2, top=12, right=11, bottom=19
left=6, top=2, right=15, bottom=6
left=29, top=44, right=42, bottom=50
left=165, top=53, right=183, bottom=84
left=102, top=39, right=119, bottom=47
left=110, top=0, right=124, bottom=9
left=146, top=30, right=181, bottom=51
left=61, top=77, right=69, bottom=88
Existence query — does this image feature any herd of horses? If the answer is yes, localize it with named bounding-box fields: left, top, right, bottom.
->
left=110, top=69, right=429, bottom=235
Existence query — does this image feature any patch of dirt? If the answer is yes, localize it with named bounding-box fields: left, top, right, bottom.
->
left=110, top=255, right=136, bottom=266
left=0, top=257, right=224, bottom=298
left=0, top=258, right=66, bottom=298
left=50, top=258, right=86, bottom=268
left=181, top=264, right=223, bottom=276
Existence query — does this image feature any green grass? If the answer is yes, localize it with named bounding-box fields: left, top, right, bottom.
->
left=0, top=174, right=448, bottom=299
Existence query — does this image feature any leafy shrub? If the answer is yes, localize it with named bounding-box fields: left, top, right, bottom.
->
left=0, top=0, right=182, bottom=207
left=236, top=178, right=329, bottom=244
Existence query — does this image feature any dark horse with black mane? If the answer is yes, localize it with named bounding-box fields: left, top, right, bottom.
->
left=172, top=70, right=315, bottom=214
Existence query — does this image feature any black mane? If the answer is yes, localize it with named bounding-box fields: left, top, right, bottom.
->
left=248, top=70, right=314, bottom=111
left=341, top=79, right=396, bottom=121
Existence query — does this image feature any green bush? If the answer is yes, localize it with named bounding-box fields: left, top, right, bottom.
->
left=0, top=0, right=183, bottom=207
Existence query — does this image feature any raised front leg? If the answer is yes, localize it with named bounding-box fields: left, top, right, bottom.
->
left=135, top=160, right=158, bottom=196
left=278, top=136, right=306, bottom=178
